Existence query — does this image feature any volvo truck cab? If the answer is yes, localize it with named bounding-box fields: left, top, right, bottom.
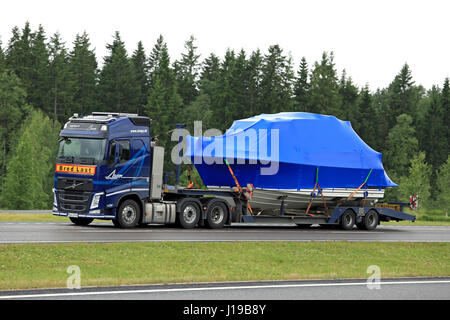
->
left=53, top=112, right=152, bottom=227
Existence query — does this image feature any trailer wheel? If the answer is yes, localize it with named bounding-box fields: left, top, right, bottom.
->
left=358, top=209, right=379, bottom=230
left=340, top=209, right=356, bottom=230
left=178, top=201, right=201, bottom=229
left=116, top=199, right=141, bottom=228
left=69, top=217, right=94, bottom=226
left=206, top=201, right=227, bottom=229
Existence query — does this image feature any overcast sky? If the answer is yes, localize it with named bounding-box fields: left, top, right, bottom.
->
left=1, top=0, right=449, bottom=90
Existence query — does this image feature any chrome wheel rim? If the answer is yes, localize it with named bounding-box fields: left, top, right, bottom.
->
left=183, top=205, right=197, bottom=224
left=122, top=205, right=136, bottom=224
left=210, top=206, right=224, bottom=224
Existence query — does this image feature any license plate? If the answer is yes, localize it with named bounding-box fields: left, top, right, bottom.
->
left=68, top=213, right=79, bottom=218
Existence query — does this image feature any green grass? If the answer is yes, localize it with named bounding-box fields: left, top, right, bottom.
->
left=0, top=213, right=67, bottom=222
left=0, top=242, right=448, bottom=290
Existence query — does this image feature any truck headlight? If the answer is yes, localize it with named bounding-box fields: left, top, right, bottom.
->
left=53, top=189, right=57, bottom=206
left=90, top=193, right=102, bottom=209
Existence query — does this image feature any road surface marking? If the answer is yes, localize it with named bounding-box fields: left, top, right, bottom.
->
left=1, top=279, right=449, bottom=299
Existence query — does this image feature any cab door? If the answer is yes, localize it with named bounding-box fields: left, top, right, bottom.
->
left=105, top=139, right=131, bottom=188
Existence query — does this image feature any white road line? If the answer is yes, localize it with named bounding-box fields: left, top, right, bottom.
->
left=1, top=280, right=449, bottom=299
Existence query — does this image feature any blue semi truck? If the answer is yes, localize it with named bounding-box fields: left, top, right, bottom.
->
left=52, top=112, right=415, bottom=230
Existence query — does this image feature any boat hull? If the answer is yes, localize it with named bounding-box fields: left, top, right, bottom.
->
left=207, top=186, right=384, bottom=213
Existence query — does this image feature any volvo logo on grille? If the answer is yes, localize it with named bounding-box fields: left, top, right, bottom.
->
left=65, top=182, right=83, bottom=189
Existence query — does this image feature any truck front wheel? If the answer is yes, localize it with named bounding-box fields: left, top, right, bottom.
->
left=116, top=199, right=141, bottom=228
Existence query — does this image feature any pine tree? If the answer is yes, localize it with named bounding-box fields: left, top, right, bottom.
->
left=246, top=50, right=263, bottom=116
left=48, top=32, right=73, bottom=123
left=131, top=41, right=149, bottom=114
left=338, top=70, right=359, bottom=121
left=356, top=85, right=378, bottom=149
left=308, top=52, right=341, bottom=116
left=212, top=49, right=237, bottom=130
left=260, top=45, right=294, bottom=114
left=387, top=63, right=415, bottom=126
left=5, top=23, right=34, bottom=88
left=148, top=35, right=164, bottom=86
left=0, top=39, right=5, bottom=72
left=200, top=53, right=220, bottom=86
left=198, top=53, right=221, bottom=127
left=293, top=57, right=309, bottom=111
left=372, top=88, right=390, bottom=152
left=98, top=31, right=139, bottom=113
left=420, top=86, right=447, bottom=173
left=145, top=35, right=182, bottom=178
left=231, top=49, right=250, bottom=119
left=173, top=35, right=200, bottom=107
left=68, top=32, right=98, bottom=116
left=30, top=25, right=51, bottom=114
left=5, top=23, right=50, bottom=114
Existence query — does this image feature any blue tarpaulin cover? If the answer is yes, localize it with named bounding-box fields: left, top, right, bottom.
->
left=185, top=112, right=397, bottom=189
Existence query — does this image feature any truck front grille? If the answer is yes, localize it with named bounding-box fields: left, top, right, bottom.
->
left=57, top=190, right=92, bottom=213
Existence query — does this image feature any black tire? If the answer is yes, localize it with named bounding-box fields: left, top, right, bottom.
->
left=358, top=210, right=379, bottom=230
left=340, top=209, right=356, bottom=230
left=296, top=224, right=312, bottom=229
left=178, top=201, right=201, bottom=229
left=205, top=201, right=227, bottom=229
left=69, top=217, right=94, bottom=226
left=112, top=219, right=121, bottom=228
left=116, top=199, right=141, bottom=228
left=319, top=224, right=337, bottom=229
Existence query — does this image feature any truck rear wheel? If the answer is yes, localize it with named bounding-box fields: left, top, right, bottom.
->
left=357, top=209, right=379, bottom=230
left=206, top=201, right=227, bottom=229
left=116, top=199, right=141, bottom=228
left=178, top=201, right=200, bottom=229
left=69, top=217, right=94, bottom=226
left=340, top=209, right=356, bottom=230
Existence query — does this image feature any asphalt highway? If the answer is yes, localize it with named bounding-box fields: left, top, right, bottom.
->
left=0, top=221, right=449, bottom=243
left=0, top=278, right=449, bottom=300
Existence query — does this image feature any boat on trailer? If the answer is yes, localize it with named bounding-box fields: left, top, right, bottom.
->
left=185, top=112, right=396, bottom=216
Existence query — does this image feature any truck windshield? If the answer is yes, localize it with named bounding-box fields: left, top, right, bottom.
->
left=58, top=138, right=107, bottom=161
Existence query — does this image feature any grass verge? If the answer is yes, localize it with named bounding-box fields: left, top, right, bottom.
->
left=0, top=242, right=448, bottom=290
left=0, top=213, right=68, bottom=222
left=381, top=220, right=450, bottom=226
